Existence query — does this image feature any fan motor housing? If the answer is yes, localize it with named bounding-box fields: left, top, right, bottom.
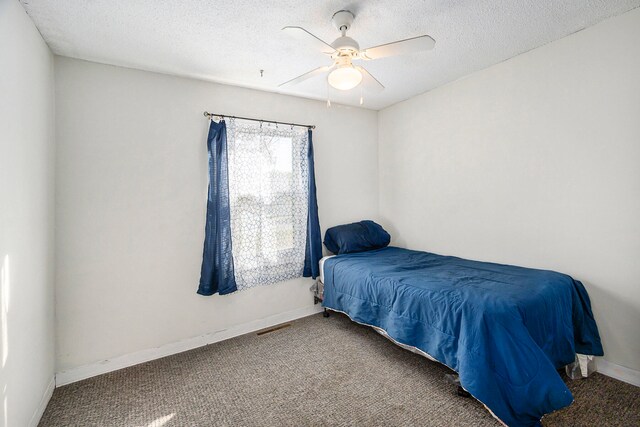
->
left=332, top=36, right=360, bottom=53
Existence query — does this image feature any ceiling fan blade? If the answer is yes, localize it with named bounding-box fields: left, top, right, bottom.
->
left=282, top=26, right=336, bottom=54
left=356, top=66, right=385, bottom=92
left=360, top=35, right=435, bottom=60
left=279, top=66, right=332, bottom=87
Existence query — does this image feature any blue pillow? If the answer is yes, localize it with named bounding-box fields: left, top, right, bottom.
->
left=323, top=220, right=391, bottom=255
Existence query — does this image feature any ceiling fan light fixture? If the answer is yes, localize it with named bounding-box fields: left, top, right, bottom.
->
left=327, top=64, right=362, bottom=91
left=280, top=9, right=434, bottom=95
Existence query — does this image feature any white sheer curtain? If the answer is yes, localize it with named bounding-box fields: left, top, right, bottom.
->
left=226, top=119, right=310, bottom=290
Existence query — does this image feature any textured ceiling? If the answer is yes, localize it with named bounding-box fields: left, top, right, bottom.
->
left=20, top=0, right=640, bottom=110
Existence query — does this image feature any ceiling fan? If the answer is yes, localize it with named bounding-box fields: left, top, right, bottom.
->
left=279, top=10, right=436, bottom=94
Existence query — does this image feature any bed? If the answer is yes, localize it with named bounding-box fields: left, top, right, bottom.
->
left=319, top=246, right=603, bottom=427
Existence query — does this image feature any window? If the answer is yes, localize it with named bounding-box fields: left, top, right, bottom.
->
left=226, top=119, right=309, bottom=290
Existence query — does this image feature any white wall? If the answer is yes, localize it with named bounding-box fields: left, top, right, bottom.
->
left=0, top=0, right=56, bottom=425
left=379, top=8, right=640, bottom=372
left=54, top=57, right=378, bottom=373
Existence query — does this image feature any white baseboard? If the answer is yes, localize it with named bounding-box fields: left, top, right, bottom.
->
left=55, top=305, right=323, bottom=386
left=56, top=306, right=639, bottom=391
left=597, top=358, right=640, bottom=387
left=28, top=376, right=55, bottom=427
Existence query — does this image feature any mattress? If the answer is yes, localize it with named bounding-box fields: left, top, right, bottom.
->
left=318, top=255, right=336, bottom=284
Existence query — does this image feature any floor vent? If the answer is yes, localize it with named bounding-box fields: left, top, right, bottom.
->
left=256, top=323, right=291, bottom=336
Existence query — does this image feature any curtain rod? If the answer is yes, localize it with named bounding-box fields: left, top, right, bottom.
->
left=203, top=111, right=315, bottom=129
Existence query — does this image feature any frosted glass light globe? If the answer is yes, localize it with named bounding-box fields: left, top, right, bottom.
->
left=328, top=65, right=362, bottom=91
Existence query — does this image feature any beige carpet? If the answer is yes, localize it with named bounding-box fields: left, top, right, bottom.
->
left=40, top=312, right=640, bottom=426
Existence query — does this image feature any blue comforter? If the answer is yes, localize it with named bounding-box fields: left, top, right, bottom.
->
left=322, top=247, right=603, bottom=427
